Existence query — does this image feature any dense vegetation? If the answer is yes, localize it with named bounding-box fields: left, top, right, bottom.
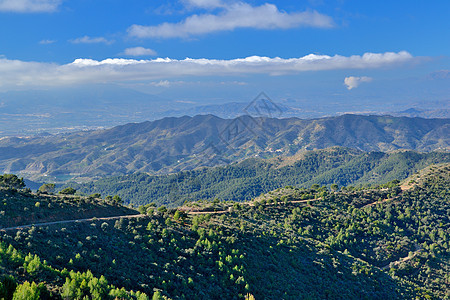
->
left=0, top=174, right=25, bottom=190
left=1, top=163, right=448, bottom=299
left=68, top=148, right=450, bottom=207
left=1, top=114, right=448, bottom=182
left=0, top=177, right=137, bottom=228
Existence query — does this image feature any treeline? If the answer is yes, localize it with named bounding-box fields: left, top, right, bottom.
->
left=68, top=148, right=450, bottom=207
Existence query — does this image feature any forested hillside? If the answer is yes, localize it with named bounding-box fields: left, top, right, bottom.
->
left=0, top=163, right=448, bottom=299
left=0, top=114, right=448, bottom=182
left=68, top=148, right=450, bottom=207
left=0, top=176, right=138, bottom=229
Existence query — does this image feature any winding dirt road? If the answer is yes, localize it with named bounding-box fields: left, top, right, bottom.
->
left=1, top=196, right=323, bottom=231
left=0, top=214, right=147, bottom=231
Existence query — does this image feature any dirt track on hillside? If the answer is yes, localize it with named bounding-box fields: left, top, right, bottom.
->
left=0, top=214, right=147, bottom=231
left=1, top=196, right=324, bottom=231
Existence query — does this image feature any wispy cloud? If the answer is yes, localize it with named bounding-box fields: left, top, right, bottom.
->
left=0, top=51, right=412, bottom=90
left=39, top=39, right=56, bottom=45
left=152, top=80, right=171, bottom=87
left=344, top=76, right=373, bottom=90
left=70, top=36, right=114, bottom=45
left=220, top=80, right=248, bottom=85
left=123, top=47, right=157, bottom=56
left=182, top=0, right=225, bottom=9
left=128, top=2, right=333, bottom=39
left=0, top=0, right=61, bottom=13
left=428, top=70, right=450, bottom=80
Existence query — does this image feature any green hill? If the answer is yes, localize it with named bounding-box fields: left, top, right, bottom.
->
left=0, top=163, right=448, bottom=299
left=0, top=184, right=138, bottom=229
left=67, top=148, right=450, bottom=207
left=1, top=114, right=448, bottom=182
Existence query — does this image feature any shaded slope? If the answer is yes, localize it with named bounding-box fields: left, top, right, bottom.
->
left=0, top=188, right=137, bottom=228
left=2, top=163, right=448, bottom=299
left=69, top=148, right=450, bottom=207
left=0, top=114, right=448, bottom=181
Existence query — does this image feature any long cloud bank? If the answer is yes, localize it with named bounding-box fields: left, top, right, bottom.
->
left=129, top=2, right=333, bottom=39
left=0, top=51, right=413, bottom=90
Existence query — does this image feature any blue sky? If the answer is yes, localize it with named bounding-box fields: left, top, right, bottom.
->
left=0, top=0, right=449, bottom=108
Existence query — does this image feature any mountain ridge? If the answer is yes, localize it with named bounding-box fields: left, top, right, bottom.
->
left=0, top=114, right=448, bottom=182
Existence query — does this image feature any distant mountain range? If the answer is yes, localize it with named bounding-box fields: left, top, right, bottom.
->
left=389, top=107, right=450, bottom=119
left=1, top=85, right=448, bottom=136
left=0, top=114, right=448, bottom=182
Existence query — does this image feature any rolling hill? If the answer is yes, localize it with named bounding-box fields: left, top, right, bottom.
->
left=0, top=114, right=448, bottom=182
left=0, top=163, right=448, bottom=299
left=0, top=186, right=137, bottom=229
left=67, top=147, right=450, bottom=207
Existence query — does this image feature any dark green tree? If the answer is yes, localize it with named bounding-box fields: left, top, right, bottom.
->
left=38, top=183, right=55, bottom=194
left=152, top=290, right=163, bottom=300
left=0, top=174, right=25, bottom=189
left=12, top=281, right=48, bottom=300
left=59, top=187, right=76, bottom=195
left=330, top=184, right=339, bottom=192
left=112, top=195, right=123, bottom=205
left=0, top=275, right=17, bottom=300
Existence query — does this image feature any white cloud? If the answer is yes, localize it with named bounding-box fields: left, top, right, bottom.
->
left=0, top=51, right=412, bottom=91
left=153, top=80, right=171, bottom=87
left=220, top=81, right=247, bottom=85
left=0, top=0, right=61, bottom=13
left=123, top=47, right=157, bottom=57
left=70, top=36, right=114, bottom=45
left=39, top=39, right=56, bottom=45
left=128, top=2, right=333, bottom=39
left=344, top=76, right=373, bottom=90
left=182, top=0, right=224, bottom=9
